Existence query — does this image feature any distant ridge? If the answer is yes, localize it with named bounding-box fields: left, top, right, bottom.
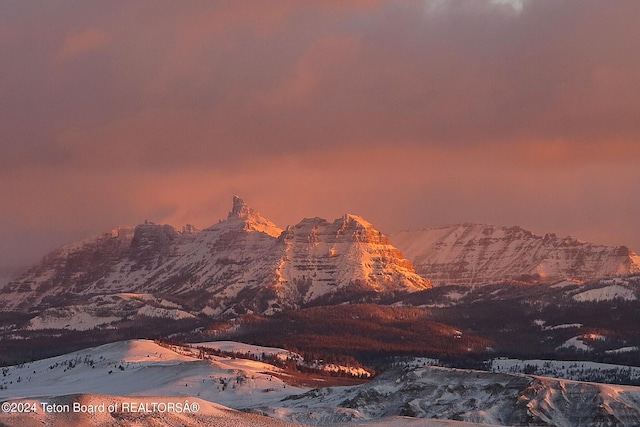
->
left=390, top=223, right=640, bottom=286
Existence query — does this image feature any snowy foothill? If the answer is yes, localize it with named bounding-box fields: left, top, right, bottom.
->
left=194, top=341, right=303, bottom=362
left=0, top=339, right=306, bottom=409
left=0, top=394, right=295, bottom=427
left=194, top=341, right=372, bottom=378
left=556, top=335, right=593, bottom=351
left=572, top=284, right=638, bottom=302
left=256, top=363, right=640, bottom=426
left=25, top=292, right=199, bottom=331
left=491, top=357, right=640, bottom=384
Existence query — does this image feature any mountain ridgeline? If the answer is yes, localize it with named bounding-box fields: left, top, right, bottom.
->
left=391, top=223, right=640, bottom=286
left=2, top=196, right=639, bottom=332
left=0, top=197, right=430, bottom=323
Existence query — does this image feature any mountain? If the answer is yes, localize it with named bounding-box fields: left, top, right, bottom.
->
left=274, top=214, right=428, bottom=303
left=0, top=197, right=429, bottom=325
left=390, top=223, right=640, bottom=286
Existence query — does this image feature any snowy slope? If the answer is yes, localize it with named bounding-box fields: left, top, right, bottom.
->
left=0, top=394, right=495, bottom=427
left=390, top=223, right=640, bottom=285
left=0, top=197, right=427, bottom=322
left=0, top=394, right=297, bottom=427
left=3, top=340, right=640, bottom=426
left=195, top=341, right=371, bottom=378
left=573, top=284, right=637, bottom=302
left=25, top=293, right=197, bottom=331
left=0, top=339, right=305, bottom=409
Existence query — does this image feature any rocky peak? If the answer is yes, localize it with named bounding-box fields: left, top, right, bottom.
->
left=228, top=195, right=254, bottom=219
left=131, top=223, right=177, bottom=244
left=221, top=196, right=282, bottom=237
left=336, top=214, right=391, bottom=245
left=181, top=224, right=199, bottom=234
left=275, top=214, right=430, bottom=303
left=129, top=223, right=178, bottom=267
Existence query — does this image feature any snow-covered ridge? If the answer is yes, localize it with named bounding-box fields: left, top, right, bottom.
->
left=194, top=341, right=302, bottom=362
left=573, top=284, right=637, bottom=302
left=222, top=194, right=283, bottom=237
left=492, top=357, right=640, bottom=384
left=390, top=223, right=640, bottom=286
left=194, top=341, right=371, bottom=378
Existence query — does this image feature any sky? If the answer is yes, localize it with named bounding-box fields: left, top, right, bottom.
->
left=1, top=0, right=640, bottom=272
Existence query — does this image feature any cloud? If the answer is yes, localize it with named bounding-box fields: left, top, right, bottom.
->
left=5, top=0, right=640, bottom=170
left=1, top=0, right=640, bottom=268
left=55, top=27, right=109, bottom=62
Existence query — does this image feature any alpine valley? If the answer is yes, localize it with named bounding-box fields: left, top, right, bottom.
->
left=1, top=197, right=640, bottom=427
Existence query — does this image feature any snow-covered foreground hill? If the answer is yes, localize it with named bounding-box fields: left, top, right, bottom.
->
left=0, top=394, right=297, bottom=427
left=3, top=340, right=640, bottom=426
left=0, top=394, right=494, bottom=427
left=0, top=340, right=305, bottom=408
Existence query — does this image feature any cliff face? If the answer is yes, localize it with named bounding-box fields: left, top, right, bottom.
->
left=390, top=223, right=640, bottom=286
left=273, top=215, right=430, bottom=304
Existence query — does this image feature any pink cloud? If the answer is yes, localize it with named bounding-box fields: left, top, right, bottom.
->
left=55, top=27, right=109, bottom=62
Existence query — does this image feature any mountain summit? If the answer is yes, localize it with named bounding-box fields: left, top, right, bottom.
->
left=230, top=195, right=250, bottom=217
left=219, top=195, right=282, bottom=236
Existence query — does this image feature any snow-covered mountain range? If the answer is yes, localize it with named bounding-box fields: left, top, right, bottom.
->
left=0, top=197, right=429, bottom=324
left=390, top=223, right=640, bottom=286
left=2, top=197, right=639, bottom=331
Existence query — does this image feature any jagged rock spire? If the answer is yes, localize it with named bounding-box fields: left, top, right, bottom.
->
left=229, top=195, right=255, bottom=219
left=225, top=196, right=282, bottom=237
